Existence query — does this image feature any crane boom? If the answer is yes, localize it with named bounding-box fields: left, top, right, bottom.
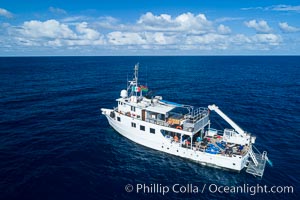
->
left=208, top=104, right=245, bottom=136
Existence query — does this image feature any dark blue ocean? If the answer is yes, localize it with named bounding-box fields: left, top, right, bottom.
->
left=0, top=56, right=299, bottom=200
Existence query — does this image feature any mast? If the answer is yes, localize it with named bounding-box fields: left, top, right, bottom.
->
left=134, top=63, right=139, bottom=97
left=134, top=63, right=139, bottom=87
left=127, top=63, right=139, bottom=97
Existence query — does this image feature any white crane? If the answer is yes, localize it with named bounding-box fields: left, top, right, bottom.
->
left=208, top=104, right=245, bottom=136
left=208, top=104, right=253, bottom=146
left=208, top=104, right=265, bottom=169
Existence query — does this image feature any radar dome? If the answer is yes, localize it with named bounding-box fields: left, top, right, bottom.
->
left=120, top=90, right=128, bottom=98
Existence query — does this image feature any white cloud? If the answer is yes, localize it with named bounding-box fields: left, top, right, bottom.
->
left=107, top=31, right=178, bottom=46
left=245, top=20, right=272, bottom=33
left=145, top=32, right=177, bottom=45
left=241, top=5, right=300, bottom=12
left=3, top=12, right=287, bottom=53
left=215, top=17, right=243, bottom=23
left=1, top=22, right=10, bottom=28
left=15, top=19, right=104, bottom=47
left=268, top=5, right=300, bottom=12
left=97, top=12, right=213, bottom=34
left=137, top=12, right=173, bottom=29
left=151, top=32, right=168, bottom=44
left=241, top=7, right=263, bottom=11
left=22, top=20, right=76, bottom=39
left=186, top=33, right=227, bottom=49
left=137, top=12, right=213, bottom=34
left=96, top=16, right=122, bottom=30
left=49, top=7, right=67, bottom=15
left=251, top=34, right=281, bottom=46
left=0, top=8, right=13, bottom=18
left=70, top=22, right=105, bottom=45
left=107, top=32, right=146, bottom=45
left=104, top=12, right=230, bottom=48
left=62, top=16, right=91, bottom=23
left=218, top=24, right=231, bottom=34
left=279, top=22, right=300, bottom=33
left=183, top=33, right=282, bottom=51
left=76, top=22, right=100, bottom=40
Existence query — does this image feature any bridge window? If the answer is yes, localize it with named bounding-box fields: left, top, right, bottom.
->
left=140, top=125, right=145, bottom=131
left=150, top=128, right=155, bottom=134
left=117, top=117, right=121, bottom=122
left=131, top=106, right=136, bottom=112
left=131, top=122, right=136, bottom=128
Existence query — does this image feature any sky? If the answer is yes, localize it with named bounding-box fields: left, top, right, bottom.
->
left=0, top=0, right=300, bottom=56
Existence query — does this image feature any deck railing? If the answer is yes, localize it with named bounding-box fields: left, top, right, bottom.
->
left=146, top=118, right=170, bottom=127
left=187, top=107, right=209, bottom=122
left=115, top=107, right=209, bottom=131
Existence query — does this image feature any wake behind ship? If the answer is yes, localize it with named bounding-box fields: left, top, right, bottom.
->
left=101, top=63, right=270, bottom=177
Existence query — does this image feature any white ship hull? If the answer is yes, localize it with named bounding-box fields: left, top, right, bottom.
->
left=100, top=63, right=268, bottom=177
left=102, top=108, right=249, bottom=172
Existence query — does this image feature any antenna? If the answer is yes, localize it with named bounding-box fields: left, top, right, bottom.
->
left=126, top=73, right=128, bottom=91
left=134, top=63, right=139, bottom=87
left=146, top=64, right=148, bottom=87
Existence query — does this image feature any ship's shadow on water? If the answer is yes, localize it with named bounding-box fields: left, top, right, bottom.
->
left=0, top=56, right=299, bottom=200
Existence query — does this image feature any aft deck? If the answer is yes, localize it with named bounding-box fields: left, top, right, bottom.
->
left=164, top=131, right=249, bottom=158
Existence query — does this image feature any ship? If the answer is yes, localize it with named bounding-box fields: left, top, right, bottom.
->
left=101, top=63, right=270, bottom=177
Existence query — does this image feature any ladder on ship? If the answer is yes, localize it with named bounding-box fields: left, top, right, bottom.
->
left=246, top=145, right=268, bottom=177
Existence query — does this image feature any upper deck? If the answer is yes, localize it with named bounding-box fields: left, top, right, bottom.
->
left=116, top=95, right=209, bottom=134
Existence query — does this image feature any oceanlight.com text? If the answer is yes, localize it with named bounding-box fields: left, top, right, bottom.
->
left=124, top=183, right=294, bottom=196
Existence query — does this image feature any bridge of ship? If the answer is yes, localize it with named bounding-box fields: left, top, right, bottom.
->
left=144, top=99, right=210, bottom=133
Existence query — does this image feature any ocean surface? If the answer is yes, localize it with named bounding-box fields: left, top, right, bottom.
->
left=0, top=56, right=299, bottom=200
